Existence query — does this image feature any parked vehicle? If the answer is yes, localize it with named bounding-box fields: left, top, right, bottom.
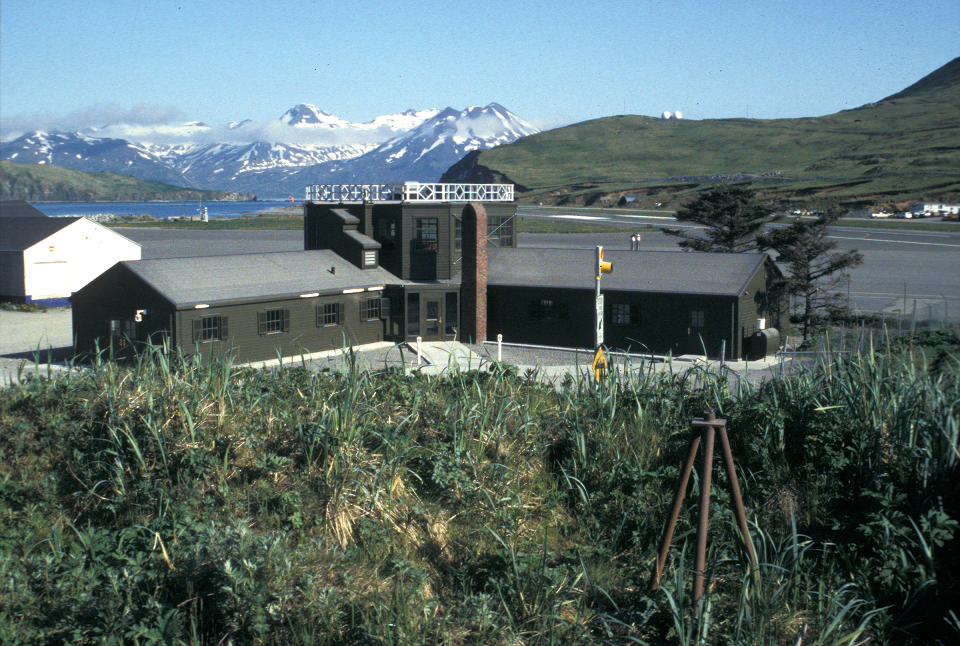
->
left=871, top=211, right=892, bottom=218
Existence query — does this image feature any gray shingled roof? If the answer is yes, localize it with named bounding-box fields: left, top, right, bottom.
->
left=487, top=248, right=771, bottom=297
left=0, top=217, right=80, bottom=251
left=123, top=250, right=406, bottom=308
left=0, top=201, right=48, bottom=218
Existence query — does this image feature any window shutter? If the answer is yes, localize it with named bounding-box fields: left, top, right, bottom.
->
left=257, top=311, right=267, bottom=336
left=282, top=308, right=291, bottom=332
left=220, top=316, right=229, bottom=340
left=380, top=297, right=390, bottom=319
left=337, top=303, right=344, bottom=326
left=315, top=305, right=322, bottom=328
left=192, top=318, right=202, bottom=343
left=360, top=299, right=366, bottom=322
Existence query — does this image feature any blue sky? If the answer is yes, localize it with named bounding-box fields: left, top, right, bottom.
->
left=1, top=0, right=957, bottom=138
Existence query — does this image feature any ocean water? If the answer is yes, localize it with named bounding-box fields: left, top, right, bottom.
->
left=34, top=201, right=294, bottom=220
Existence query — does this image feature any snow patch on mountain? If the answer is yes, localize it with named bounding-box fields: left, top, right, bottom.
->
left=281, top=104, right=351, bottom=128
left=1, top=103, right=538, bottom=197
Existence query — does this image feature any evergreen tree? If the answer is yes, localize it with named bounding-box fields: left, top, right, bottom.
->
left=661, top=184, right=778, bottom=253
left=757, top=212, right=863, bottom=344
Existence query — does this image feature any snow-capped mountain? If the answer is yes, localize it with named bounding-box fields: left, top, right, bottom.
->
left=280, top=104, right=351, bottom=128
left=1, top=131, right=194, bottom=186
left=282, top=104, right=538, bottom=191
left=172, top=140, right=376, bottom=193
left=0, top=103, right=537, bottom=197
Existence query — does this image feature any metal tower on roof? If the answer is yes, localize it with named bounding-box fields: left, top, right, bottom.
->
left=304, top=182, right=514, bottom=203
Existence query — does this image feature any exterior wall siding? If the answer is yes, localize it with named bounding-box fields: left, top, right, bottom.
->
left=175, top=292, right=385, bottom=364
left=487, top=286, right=595, bottom=348
left=306, top=201, right=517, bottom=283
left=0, top=251, right=26, bottom=299
left=488, top=285, right=741, bottom=359
left=72, top=264, right=386, bottom=365
left=71, top=264, right=174, bottom=361
left=23, top=219, right=140, bottom=300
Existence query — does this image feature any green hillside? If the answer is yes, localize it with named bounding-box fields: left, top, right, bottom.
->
left=458, top=58, right=960, bottom=211
left=0, top=160, right=253, bottom=202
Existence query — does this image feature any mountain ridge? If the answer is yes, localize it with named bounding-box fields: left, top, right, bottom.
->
left=1, top=103, right=537, bottom=198
left=0, top=160, right=253, bottom=203
left=449, top=58, right=960, bottom=210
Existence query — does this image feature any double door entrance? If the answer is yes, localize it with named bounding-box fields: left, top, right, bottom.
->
left=406, top=291, right=458, bottom=342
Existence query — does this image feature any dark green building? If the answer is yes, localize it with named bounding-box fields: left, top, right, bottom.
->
left=486, top=248, right=784, bottom=360
left=303, top=190, right=516, bottom=345
left=71, top=182, right=786, bottom=363
left=72, top=250, right=399, bottom=364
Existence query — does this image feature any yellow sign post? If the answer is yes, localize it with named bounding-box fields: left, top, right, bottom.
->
left=593, top=246, right=612, bottom=381
left=592, top=346, right=608, bottom=380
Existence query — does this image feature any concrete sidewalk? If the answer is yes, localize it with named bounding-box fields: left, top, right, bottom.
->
left=1, top=308, right=787, bottom=389
left=0, top=308, right=76, bottom=384
left=403, top=339, right=785, bottom=387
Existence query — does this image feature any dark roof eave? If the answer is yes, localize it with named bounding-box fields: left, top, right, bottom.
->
left=172, top=284, right=392, bottom=310
left=487, top=280, right=742, bottom=297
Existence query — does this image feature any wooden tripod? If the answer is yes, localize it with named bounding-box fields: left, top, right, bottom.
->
left=650, top=411, right=758, bottom=603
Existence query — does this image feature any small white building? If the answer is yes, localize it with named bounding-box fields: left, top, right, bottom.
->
left=909, top=203, right=960, bottom=216
left=1, top=201, right=141, bottom=305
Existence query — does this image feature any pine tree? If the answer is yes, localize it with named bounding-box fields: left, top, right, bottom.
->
left=661, top=184, right=778, bottom=253
left=757, top=212, right=863, bottom=344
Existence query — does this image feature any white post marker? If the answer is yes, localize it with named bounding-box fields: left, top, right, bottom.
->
left=497, top=334, right=503, bottom=362
left=416, top=336, right=422, bottom=365
left=593, top=246, right=613, bottom=380
left=595, top=294, right=604, bottom=346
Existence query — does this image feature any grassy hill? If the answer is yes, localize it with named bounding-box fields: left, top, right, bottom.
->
left=0, top=160, right=253, bottom=202
left=453, top=58, right=960, bottom=211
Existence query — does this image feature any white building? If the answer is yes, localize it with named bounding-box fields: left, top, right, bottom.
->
left=1, top=201, right=141, bottom=305
left=909, top=203, right=960, bottom=216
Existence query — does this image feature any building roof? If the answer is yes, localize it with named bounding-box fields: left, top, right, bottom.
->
left=0, top=217, right=80, bottom=250
left=121, top=250, right=406, bottom=308
left=0, top=216, right=141, bottom=253
left=0, top=201, right=48, bottom=218
left=487, top=248, right=773, bottom=297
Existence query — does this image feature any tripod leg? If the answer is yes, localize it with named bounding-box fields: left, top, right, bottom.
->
left=693, top=425, right=715, bottom=604
left=718, top=425, right=759, bottom=578
left=650, top=433, right=701, bottom=591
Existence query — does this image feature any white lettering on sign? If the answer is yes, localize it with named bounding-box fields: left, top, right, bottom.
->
left=596, top=294, right=604, bottom=346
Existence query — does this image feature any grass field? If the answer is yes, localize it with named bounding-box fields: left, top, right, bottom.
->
left=1, top=330, right=957, bottom=644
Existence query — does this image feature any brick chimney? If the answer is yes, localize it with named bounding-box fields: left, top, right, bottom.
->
left=460, top=202, right=487, bottom=343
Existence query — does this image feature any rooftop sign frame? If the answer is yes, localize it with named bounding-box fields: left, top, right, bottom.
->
left=305, top=182, right=514, bottom=203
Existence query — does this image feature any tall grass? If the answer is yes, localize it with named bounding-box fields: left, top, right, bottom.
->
left=0, top=336, right=956, bottom=644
